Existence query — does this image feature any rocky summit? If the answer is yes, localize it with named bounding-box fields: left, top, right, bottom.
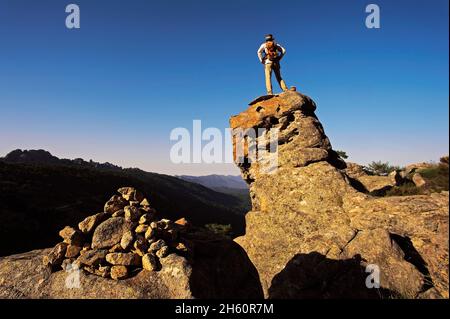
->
left=230, top=91, right=448, bottom=299
left=0, top=187, right=263, bottom=299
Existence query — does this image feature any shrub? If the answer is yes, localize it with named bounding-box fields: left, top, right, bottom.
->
left=204, top=223, right=233, bottom=238
left=417, top=165, right=449, bottom=193
left=366, top=161, right=401, bottom=175
left=336, top=150, right=348, bottom=159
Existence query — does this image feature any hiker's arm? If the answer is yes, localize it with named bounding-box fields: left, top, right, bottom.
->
left=277, top=44, right=286, bottom=60
left=257, top=44, right=265, bottom=63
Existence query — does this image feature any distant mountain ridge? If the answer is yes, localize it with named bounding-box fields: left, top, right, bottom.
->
left=3, top=149, right=122, bottom=171
left=0, top=149, right=248, bottom=256
left=3, top=151, right=249, bottom=192
left=178, top=174, right=251, bottom=212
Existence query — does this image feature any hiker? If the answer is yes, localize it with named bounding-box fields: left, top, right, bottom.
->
left=257, top=34, right=289, bottom=95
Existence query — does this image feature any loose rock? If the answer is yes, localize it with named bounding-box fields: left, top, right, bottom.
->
left=76, top=249, right=108, bottom=267
left=139, top=213, right=153, bottom=224
left=142, top=253, right=159, bottom=271
left=120, top=231, right=134, bottom=250
left=65, top=245, right=82, bottom=258
left=112, top=209, right=125, bottom=217
left=110, top=265, right=128, bottom=280
left=149, top=239, right=166, bottom=252
left=43, top=242, right=68, bottom=268
left=106, top=252, right=141, bottom=266
left=133, top=236, right=148, bottom=256
left=156, top=246, right=170, bottom=258
left=124, top=206, right=141, bottom=222
left=118, top=187, right=144, bottom=202
left=104, top=195, right=127, bottom=214
left=78, top=213, right=108, bottom=234
left=135, top=224, right=148, bottom=234
left=144, top=227, right=155, bottom=240
left=59, top=226, right=84, bottom=246
left=96, top=265, right=111, bottom=278
left=91, top=217, right=132, bottom=249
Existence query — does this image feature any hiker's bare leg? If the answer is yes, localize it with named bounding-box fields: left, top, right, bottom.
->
left=274, top=65, right=288, bottom=92
left=265, top=63, right=273, bottom=95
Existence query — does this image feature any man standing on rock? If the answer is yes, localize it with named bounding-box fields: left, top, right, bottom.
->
left=257, top=34, right=289, bottom=95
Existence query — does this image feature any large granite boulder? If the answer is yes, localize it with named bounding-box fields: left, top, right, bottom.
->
left=230, top=91, right=448, bottom=299
left=0, top=235, right=262, bottom=299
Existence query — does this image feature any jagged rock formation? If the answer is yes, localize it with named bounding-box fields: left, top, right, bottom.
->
left=0, top=188, right=263, bottom=299
left=230, top=91, right=449, bottom=299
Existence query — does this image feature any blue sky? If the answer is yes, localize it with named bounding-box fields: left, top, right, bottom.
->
left=0, top=0, right=448, bottom=175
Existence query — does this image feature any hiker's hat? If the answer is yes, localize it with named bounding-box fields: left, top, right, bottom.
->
left=265, top=34, right=274, bottom=41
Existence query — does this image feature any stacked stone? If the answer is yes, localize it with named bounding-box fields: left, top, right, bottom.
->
left=43, top=187, right=189, bottom=280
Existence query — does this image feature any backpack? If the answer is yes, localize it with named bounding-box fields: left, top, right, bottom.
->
left=265, top=41, right=279, bottom=61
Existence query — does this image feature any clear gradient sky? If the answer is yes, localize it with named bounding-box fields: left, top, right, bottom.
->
left=0, top=0, right=448, bottom=175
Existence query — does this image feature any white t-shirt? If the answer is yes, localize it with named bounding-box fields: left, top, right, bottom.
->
left=257, top=42, right=286, bottom=64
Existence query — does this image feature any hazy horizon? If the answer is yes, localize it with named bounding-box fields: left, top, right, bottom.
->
left=1, top=0, right=448, bottom=176
left=0, top=147, right=447, bottom=177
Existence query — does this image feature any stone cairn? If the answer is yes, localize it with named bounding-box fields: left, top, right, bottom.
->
left=43, top=187, right=190, bottom=280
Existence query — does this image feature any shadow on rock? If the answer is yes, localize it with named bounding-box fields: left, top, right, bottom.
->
left=268, top=252, right=398, bottom=299
left=186, top=231, right=264, bottom=299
